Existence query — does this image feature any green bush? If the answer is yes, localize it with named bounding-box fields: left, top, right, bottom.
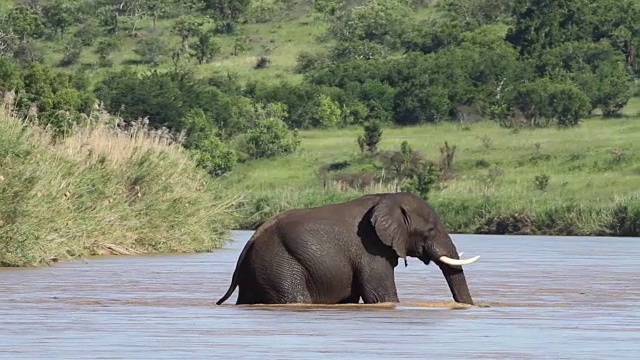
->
left=190, top=133, right=237, bottom=176
left=238, top=102, right=301, bottom=160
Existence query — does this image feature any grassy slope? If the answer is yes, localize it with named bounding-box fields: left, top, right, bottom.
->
left=27, top=4, right=441, bottom=85
left=4, top=2, right=640, bottom=237
left=0, top=105, right=240, bottom=267
left=37, top=13, right=334, bottom=85
left=223, top=98, right=640, bottom=235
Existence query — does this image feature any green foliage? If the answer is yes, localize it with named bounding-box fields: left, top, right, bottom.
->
left=506, top=0, right=592, bottom=57
left=42, top=0, right=77, bottom=40
left=245, top=0, right=285, bottom=23
left=505, top=78, right=590, bottom=127
left=0, top=107, right=238, bottom=267
left=190, top=132, right=237, bottom=176
left=202, top=0, right=251, bottom=25
left=59, top=38, right=84, bottom=67
left=190, top=29, right=221, bottom=64
left=328, top=0, right=412, bottom=50
left=238, top=102, right=301, bottom=160
left=134, top=30, right=172, bottom=65
left=546, top=83, right=590, bottom=127
left=2, top=4, right=44, bottom=41
left=533, top=174, right=550, bottom=191
left=442, top=0, right=513, bottom=28
left=303, top=93, right=342, bottom=128
left=401, top=162, right=440, bottom=200
left=536, top=41, right=633, bottom=116
left=96, top=67, right=251, bottom=136
left=2, top=61, right=95, bottom=136
left=94, top=37, right=121, bottom=67
left=358, top=120, right=382, bottom=154
left=394, top=81, right=450, bottom=124
left=172, top=14, right=210, bottom=50
left=0, top=56, right=24, bottom=92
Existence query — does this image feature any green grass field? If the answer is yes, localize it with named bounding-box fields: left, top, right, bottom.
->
left=222, top=98, right=640, bottom=235
left=29, top=12, right=336, bottom=86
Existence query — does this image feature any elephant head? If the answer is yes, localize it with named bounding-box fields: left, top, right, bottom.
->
left=369, top=192, right=478, bottom=305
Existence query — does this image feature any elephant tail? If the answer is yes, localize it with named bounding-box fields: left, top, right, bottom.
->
left=216, top=211, right=290, bottom=305
left=216, top=234, right=256, bottom=305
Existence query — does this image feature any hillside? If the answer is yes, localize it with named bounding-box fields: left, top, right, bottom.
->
left=1, top=0, right=640, bottom=247
left=223, top=98, right=640, bottom=235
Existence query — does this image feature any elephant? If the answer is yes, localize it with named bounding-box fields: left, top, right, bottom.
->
left=216, top=192, right=480, bottom=306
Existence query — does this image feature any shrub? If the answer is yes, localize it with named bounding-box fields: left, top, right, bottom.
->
left=255, top=55, right=270, bottom=69
left=533, top=174, right=550, bottom=191
left=546, top=83, right=590, bottom=127
left=190, top=133, right=237, bottom=176
left=401, top=162, right=440, bottom=200
left=239, top=102, right=300, bottom=160
left=358, top=120, right=382, bottom=154
left=506, top=78, right=590, bottom=127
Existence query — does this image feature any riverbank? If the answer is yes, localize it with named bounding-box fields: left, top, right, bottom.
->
left=222, top=100, right=640, bottom=236
left=0, top=103, right=240, bottom=267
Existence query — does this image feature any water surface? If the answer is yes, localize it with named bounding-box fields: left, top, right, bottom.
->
left=1, top=231, right=639, bottom=359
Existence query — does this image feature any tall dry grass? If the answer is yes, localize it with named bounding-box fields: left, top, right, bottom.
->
left=0, top=94, right=241, bottom=267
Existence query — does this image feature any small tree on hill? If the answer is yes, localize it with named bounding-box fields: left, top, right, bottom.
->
left=358, top=119, right=382, bottom=154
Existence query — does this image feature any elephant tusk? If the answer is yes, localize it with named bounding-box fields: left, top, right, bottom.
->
left=439, top=255, right=480, bottom=266
left=458, top=252, right=463, bottom=257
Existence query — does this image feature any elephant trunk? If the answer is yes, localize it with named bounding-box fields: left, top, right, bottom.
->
left=439, top=265, right=474, bottom=305
left=427, top=230, right=475, bottom=305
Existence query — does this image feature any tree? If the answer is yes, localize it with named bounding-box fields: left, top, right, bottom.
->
left=537, top=41, right=633, bottom=115
left=202, top=0, right=251, bottom=31
left=393, top=82, right=451, bottom=125
left=42, top=1, right=76, bottom=40
left=358, top=120, right=382, bottom=154
left=191, top=133, right=237, bottom=176
left=134, top=30, right=171, bottom=65
left=181, top=108, right=237, bottom=176
left=3, top=5, right=43, bottom=41
left=442, top=0, right=514, bottom=28
left=240, top=102, right=300, bottom=160
left=94, top=38, right=121, bottom=67
left=506, top=78, right=590, bottom=127
left=143, top=0, right=172, bottom=29
left=506, top=0, right=592, bottom=57
left=328, top=0, right=412, bottom=50
left=546, top=83, right=590, bottom=126
left=0, top=55, right=24, bottom=94
left=190, top=30, right=221, bottom=64
left=172, top=15, right=208, bottom=52
left=299, top=93, right=342, bottom=128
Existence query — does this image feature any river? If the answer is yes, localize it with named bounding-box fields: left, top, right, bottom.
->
left=1, top=230, right=639, bottom=359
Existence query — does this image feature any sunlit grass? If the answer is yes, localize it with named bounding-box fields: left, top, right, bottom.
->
left=0, top=100, right=240, bottom=267
left=223, top=102, right=640, bottom=235
left=36, top=13, right=333, bottom=86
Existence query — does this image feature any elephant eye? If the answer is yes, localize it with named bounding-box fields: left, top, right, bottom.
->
left=424, top=226, right=435, bottom=236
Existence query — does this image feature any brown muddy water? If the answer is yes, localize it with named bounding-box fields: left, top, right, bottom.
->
left=1, top=231, right=639, bottom=359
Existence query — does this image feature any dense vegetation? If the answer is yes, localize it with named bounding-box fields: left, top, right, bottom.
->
left=1, top=0, right=640, bottom=252
left=0, top=100, right=240, bottom=267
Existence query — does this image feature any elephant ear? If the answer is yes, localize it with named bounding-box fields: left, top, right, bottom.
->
left=370, top=197, right=410, bottom=259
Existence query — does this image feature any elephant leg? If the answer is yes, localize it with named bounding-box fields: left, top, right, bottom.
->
left=264, top=259, right=313, bottom=304
left=358, top=263, right=400, bottom=304
left=337, top=294, right=361, bottom=304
